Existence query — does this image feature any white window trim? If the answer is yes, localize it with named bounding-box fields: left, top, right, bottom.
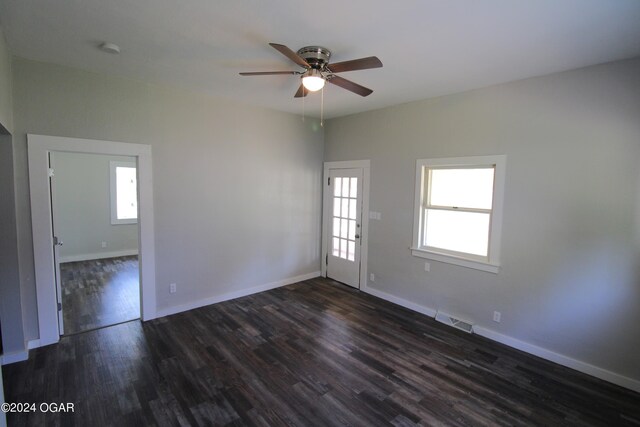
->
left=411, top=155, right=506, bottom=274
left=110, top=160, right=138, bottom=225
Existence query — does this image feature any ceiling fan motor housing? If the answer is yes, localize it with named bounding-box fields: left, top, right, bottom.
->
left=297, top=46, right=331, bottom=70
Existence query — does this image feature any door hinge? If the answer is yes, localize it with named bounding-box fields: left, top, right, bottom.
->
left=328, top=177, right=330, bottom=186
left=57, top=302, right=62, bottom=311
left=48, top=168, right=55, bottom=177
left=325, top=253, right=328, bottom=266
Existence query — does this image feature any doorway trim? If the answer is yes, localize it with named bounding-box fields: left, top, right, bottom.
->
left=28, top=134, right=156, bottom=347
left=322, top=160, right=370, bottom=289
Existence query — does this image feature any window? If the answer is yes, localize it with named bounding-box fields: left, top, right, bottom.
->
left=110, top=161, right=138, bottom=224
left=411, top=155, right=506, bottom=273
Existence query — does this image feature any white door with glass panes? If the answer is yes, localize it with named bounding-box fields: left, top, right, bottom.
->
left=327, top=168, right=363, bottom=288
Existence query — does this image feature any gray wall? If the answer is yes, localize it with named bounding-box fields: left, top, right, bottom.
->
left=12, top=57, right=324, bottom=342
left=0, top=25, right=22, bottom=357
left=0, top=133, right=23, bottom=355
left=51, top=152, right=138, bottom=261
left=0, top=25, right=12, bottom=133
left=324, top=58, right=640, bottom=381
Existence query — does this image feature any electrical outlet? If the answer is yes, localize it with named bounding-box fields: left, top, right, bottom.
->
left=169, top=283, right=177, bottom=294
left=424, top=262, right=430, bottom=272
left=493, top=311, right=501, bottom=323
left=101, top=241, right=107, bottom=248
left=369, top=273, right=375, bottom=282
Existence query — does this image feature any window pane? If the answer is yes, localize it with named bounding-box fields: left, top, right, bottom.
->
left=342, top=177, right=350, bottom=197
left=340, top=219, right=348, bottom=239
left=349, top=199, right=356, bottom=220
left=341, top=198, right=349, bottom=218
left=334, top=177, right=342, bottom=197
left=333, top=218, right=340, bottom=237
left=348, top=220, right=356, bottom=240
left=332, top=237, right=340, bottom=256
left=350, top=178, right=358, bottom=198
left=348, top=241, right=355, bottom=261
left=429, top=168, right=494, bottom=209
left=424, top=209, right=490, bottom=256
left=116, top=167, right=137, bottom=219
left=340, top=239, right=347, bottom=259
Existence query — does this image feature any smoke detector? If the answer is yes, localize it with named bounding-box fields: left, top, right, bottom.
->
left=99, top=42, right=120, bottom=54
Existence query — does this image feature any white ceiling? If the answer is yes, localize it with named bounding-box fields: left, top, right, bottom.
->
left=1, top=0, right=639, bottom=119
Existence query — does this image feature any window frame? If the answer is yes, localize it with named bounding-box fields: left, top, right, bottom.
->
left=109, top=160, right=138, bottom=225
left=411, top=155, right=506, bottom=273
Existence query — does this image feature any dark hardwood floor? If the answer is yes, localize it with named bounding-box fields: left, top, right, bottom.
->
left=4, top=277, right=639, bottom=426
left=60, top=255, right=140, bottom=335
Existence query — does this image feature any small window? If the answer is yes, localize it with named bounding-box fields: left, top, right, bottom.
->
left=412, top=155, right=506, bottom=273
left=110, top=161, right=138, bottom=224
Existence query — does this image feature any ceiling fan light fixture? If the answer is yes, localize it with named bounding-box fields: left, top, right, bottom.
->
left=302, top=69, right=325, bottom=92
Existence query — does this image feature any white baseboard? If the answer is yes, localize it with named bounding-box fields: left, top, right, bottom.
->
left=156, top=271, right=321, bottom=318
left=361, top=284, right=640, bottom=393
left=59, top=249, right=138, bottom=263
left=0, top=349, right=28, bottom=365
left=27, top=339, right=41, bottom=350
left=362, top=285, right=437, bottom=318
left=473, top=326, right=640, bottom=393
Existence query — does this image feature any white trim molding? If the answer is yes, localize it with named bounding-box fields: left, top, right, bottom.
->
left=0, top=349, right=28, bottom=365
left=28, top=134, right=157, bottom=349
left=362, top=283, right=640, bottom=393
left=156, top=271, right=321, bottom=318
left=322, top=160, right=370, bottom=289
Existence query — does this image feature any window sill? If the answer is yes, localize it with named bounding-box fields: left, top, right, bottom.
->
left=411, top=248, right=500, bottom=274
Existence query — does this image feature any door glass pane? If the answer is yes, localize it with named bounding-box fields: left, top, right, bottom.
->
left=342, top=177, right=350, bottom=197
left=350, top=178, right=358, bottom=198
left=333, top=197, right=341, bottom=217
left=332, top=237, right=340, bottom=256
left=340, top=239, right=347, bottom=259
left=348, top=241, right=355, bottom=261
left=341, top=199, right=349, bottom=218
left=349, top=199, right=356, bottom=219
left=334, top=177, right=342, bottom=197
left=333, top=218, right=340, bottom=237
left=424, top=209, right=490, bottom=256
left=340, top=219, right=348, bottom=239
left=348, top=220, right=356, bottom=240
left=429, top=168, right=494, bottom=209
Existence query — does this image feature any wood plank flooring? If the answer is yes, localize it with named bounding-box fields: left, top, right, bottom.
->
left=4, top=277, right=640, bottom=426
left=60, top=256, right=140, bottom=334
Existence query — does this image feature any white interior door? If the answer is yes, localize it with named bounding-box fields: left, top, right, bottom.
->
left=326, top=168, right=363, bottom=288
left=48, top=152, right=64, bottom=335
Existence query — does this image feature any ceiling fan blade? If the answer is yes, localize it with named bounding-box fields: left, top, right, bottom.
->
left=269, top=43, right=310, bottom=69
left=328, top=75, right=373, bottom=97
left=239, top=71, right=297, bottom=76
left=294, top=84, right=309, bottom=98
left=327, top=56, right=382, bottom=73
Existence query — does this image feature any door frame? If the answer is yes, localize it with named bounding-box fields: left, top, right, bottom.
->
left=321, top=160, right=370, bottom=289
left=28, top=134, right=157, bottom=347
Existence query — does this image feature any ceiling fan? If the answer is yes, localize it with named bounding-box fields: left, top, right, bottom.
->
left=240, top=43, right=383, bottom=98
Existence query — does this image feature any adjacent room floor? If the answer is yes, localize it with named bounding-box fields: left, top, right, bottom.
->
left=60, top=255, right=139, bottom=334
left=4, top=277, right=639, bottom=426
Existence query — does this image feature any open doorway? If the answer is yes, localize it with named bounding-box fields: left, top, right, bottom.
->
left=28, top=134, right=156, bottom=348
left=50, top=152, right=140, bottom=335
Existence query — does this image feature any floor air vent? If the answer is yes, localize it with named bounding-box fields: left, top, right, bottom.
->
left=435, top=311, right=474, bottom=334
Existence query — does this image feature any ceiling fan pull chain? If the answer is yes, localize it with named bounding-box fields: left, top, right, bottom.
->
left=302, top=86, right=305, bottom=122
left=320, top=85, right=324, bottom=127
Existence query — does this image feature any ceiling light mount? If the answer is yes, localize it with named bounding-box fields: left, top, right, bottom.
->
left=99, top=42, right=121, bottom=54
left=296, top=46, right=331, bottom=70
